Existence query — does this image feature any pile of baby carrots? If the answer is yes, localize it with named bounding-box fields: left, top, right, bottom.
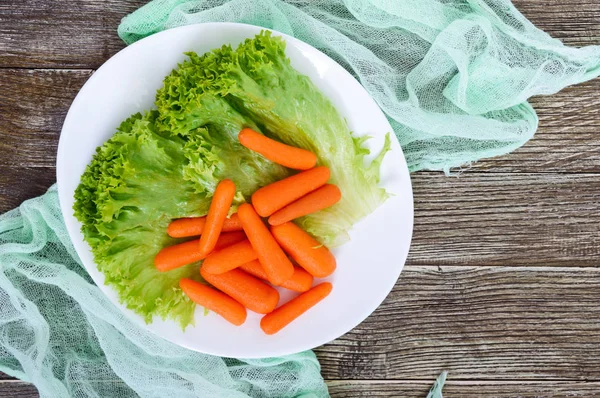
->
left=154, top=128, right=342, bottom=335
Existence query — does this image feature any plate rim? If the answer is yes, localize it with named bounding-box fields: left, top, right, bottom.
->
left=57, top=22, right=414, bottom=358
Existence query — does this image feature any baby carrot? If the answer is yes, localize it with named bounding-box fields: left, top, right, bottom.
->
left=240, top=260, right=313, bottom=293
left=180, top=278, right=247, bottom=326
left=154, top=231, right=246, bottom=272
left=268, top=184, right=342, bottom=226
left=212, top=231, right=246, bottom=251
left=251, top=166, right=330, bottom=217
left=198, top=179, right=237, bottom=256
left=201, top=239, right=258, bottom=274
left=238, top=128, right=317, bottom=170
left=200, top=267, right=279, bottom=314
left=260, top=282, right=332, bottom=335
left=271, top=222, right=336, bottom=278
left=237, top=204, right=294, bottom=285
left=167, top=214, right=242, bottom=238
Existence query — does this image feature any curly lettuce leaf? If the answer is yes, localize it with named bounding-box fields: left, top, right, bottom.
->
left=75, top=31, right=389, bottom=327
left=156, top=31, right=390, bottom=246
left=75, top=108, right=287, bottom=327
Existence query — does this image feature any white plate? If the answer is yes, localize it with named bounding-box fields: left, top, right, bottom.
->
left=57, top=23, right=413, bottom=358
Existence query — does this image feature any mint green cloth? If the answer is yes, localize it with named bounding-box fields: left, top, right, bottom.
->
left=0, top=188, right=446, bottom=397
left=118, top=0, right=600, bottom=172
left=0, top=186, right=328, bottom=397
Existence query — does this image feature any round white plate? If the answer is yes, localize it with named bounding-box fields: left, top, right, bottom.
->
left=57, top=23, right=413, bottom=358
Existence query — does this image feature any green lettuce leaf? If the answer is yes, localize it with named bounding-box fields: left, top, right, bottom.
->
left=74, top=31, right=390, bottom=327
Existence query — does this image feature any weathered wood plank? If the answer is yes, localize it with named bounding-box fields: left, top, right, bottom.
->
left=513, top=1, right=600, bottom=48
left=0, top=0, right=145, bottom=68
left=1, top=166, right=599, bottom=267
left=0, top=381, right=39, bottom=397
left=472, top=79, right=600, bottom=173
left=408, top=172, right=600, bottom=266
left=0, top=0, right=598, bottom=69
left=2, top=70, right=600, bottom=173
left=0, top=69, right=92, bottom=169
left=316, top=266, right=600, bottom=381
left=3, top=266, right=598, bottom=390
left=0, top=167, right=55, bottom=214
left=328, top=380, right=600, bottom=397
left=0, top=270, right=599, bottom=383
left=1, top=165, right=598, bottom=267
left=2, top=379, right=600, bottom=398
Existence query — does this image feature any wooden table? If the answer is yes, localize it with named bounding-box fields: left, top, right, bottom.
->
left=1, top=1, right=599, bottom=396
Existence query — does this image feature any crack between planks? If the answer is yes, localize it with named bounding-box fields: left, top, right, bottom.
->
left=7, top=166, right=600, bottom=176
left=1, top=378, right=599, bottom=384
left=0, top=66, right=96, bottom=72
left=324, top=378, right=600, bottom=383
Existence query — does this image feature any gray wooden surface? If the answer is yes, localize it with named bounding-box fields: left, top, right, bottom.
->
left=1, top=0, right=599, bottom=396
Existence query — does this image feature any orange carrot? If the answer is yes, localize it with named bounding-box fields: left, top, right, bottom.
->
left=167, top=214, right=242, bottom=238
left=251, top=166, right=330, bottom=217
left=155, top=239, right=203, bottom=272
left=200, top=267, right=279, bottom=314
left=201, top=239, right=258, bottom=274
left=271, top=222, right=336, bottom=278
left=260, top=282, right=332, bottom=335
left=154, top=231, right=246, bottom=272
left=238, top=128, right=317, bottom=170
left=240, top=260, right=313, bottom=293
left=198, top=179, right=237, bottom=256
left=268, top=184, right=342, bottom=226
left=212, top=231, right=246, bottom=251
left=180, top=278, right=247, bottom=326
left=237, top=204, right=294, bottom=285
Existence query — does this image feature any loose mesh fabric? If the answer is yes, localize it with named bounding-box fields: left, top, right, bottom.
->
left=118, top=0, right=600, bottom=172
left=1, top=1, right=599, bottom=397
left=0, top=186, right=328, bottom=398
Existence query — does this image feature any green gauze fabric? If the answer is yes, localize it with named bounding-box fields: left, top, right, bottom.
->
left=0, top=186, right=328, bottom=398
left=118, top=0, right=600, bottom=172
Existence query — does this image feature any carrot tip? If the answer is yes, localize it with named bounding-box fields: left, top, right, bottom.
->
left=267, top=217, right=281, bottom=226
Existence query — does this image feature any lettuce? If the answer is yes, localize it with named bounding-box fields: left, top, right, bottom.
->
left=74, top=31, right=390, bottom=327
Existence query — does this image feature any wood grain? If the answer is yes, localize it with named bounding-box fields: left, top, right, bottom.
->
left=0, top=0, right=145, bottom=68
left=472, top=79, right=600, bottom=173
left=409, top=172, right=600, bottom=267
left=0, top=382, right=39, bottom=397
left=4, top=379, right=600, bottom=398
left=2, top=266, right=599, bottom=396
left=0, top=69, right=92, bottom=169
left=0, top=0, right=598, bottom=69
left=316, top=266, right=600, bottom=381
left=2, top=73, right=600, bottom=173
left=1, top=167, right=598, bottom=267
left=0, top=167, right=56, bottom=214
left=328, top=380, right=600, bottom=397
left=512, top=1, right=600, bottom=48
